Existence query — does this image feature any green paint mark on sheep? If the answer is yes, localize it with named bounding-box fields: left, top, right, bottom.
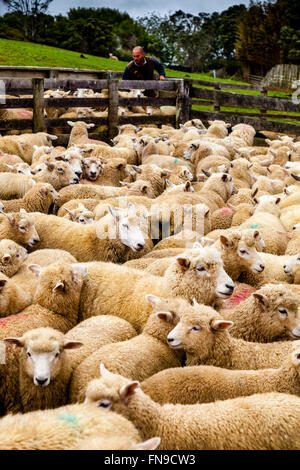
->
left=57, top=413, right=78, bottom=426
left=250, top=224, right=259, bottom=229
left=173, top=158, right=179, bottom=164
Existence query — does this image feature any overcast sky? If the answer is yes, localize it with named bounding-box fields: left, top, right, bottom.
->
left=43, top=0, right=251, bottom=19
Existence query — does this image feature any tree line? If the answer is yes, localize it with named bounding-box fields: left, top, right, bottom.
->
left=0, top=0, right=299, bottom=78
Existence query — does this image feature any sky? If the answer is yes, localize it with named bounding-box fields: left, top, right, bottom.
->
left=43, top=0, right=251, bottom=19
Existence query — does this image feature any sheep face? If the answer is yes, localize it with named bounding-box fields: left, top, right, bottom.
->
left=167, top=304, right=233, bottom=359
left=0, top=240, right=28, bottom=277
left=253, top=285, right=300, bottom=340
left=105, top=204, right=146, bottom=252
left=3, top=328, right=82, bottom=387
left=220, top=230, right=265, bottom=274
left=284, top=254, right=300, bottom=279
left=64, top=204, right=94, bottom=225
left=62, top=151, right=83, bottom=179
left=83, top=158, right=103, bottom=181
left=3, top=212, right=40, bottom=247
left=175, top=246, right=234, bottom=299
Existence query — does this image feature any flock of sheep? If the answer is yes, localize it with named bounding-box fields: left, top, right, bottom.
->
left=0, top=90, right=300, bottom=450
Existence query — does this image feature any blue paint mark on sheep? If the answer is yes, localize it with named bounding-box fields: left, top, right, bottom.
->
left=250, top=224, right=259, bottom=229
left=174, top=158, right=179, bottom=164
left=57, top=413, right=78, bottom=426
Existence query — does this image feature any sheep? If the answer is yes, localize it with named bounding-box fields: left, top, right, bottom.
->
left=0, top=183, right=58, bottom=214
left=0, top=403, right=141, bottom=450
left=167, top=166, right=193, bottom=185
left=251, top=175, right=285, bottom=197
left=2, top=328, right=83, bottom=413
left=32, top=161, right=79, bottom=190
left=280, top=205, right=300, bottom=231
left=63, top=203, right=94, bottom=225
left=210, top=206, right=235, bottom=231
left=229, top=158, right=254, bottom=189
left=239, top=195, right=289, bottom=254
left=283, top=253, right=300, bottom=283
left=130, top=164, right=170, bottom=197
left=31, top=203, right=148, bottom=263
left=0, top=162, right=31, bottom=176
left=231, top=203, right=255, bottom=226
left=67, top=121, right=95, bottom=147
left=85, top=366, right=300, bottom=450
left=152, top=230, right=202, bottom=251
left=0, top=211, right=40, bottom=248
left=196, top=155, right=231, bottom=175
left=228, top=187, right=257, bottom=206
left=0, top=272, right=32, bottom=316
left=69, top=296, right=184, bottom=403
left=0, top=173, right=36, bottom=200
left=167, top=302, right=300, bottom=369
left=65, top=316, right=136, bottom=371
left=85, top=158, right=128, bottom=187
left=0, top=133, right=57, bottom=164
left=0, top=262, right=87, bottom=342
left=79, top=246, right=234, bottom=332
left=141, top=346, right=300, bottom=405
left=220, top=283, right=300, bottom=342
left=91, top=144, right=137, bottom=166
left=183, top=141, right=231, bottom=168
left=239, top=252, right=294, bottom=287
left=286, top=225, right=300, bottom=254
left=0, top=240, right=28, bottom=277
left=139, top=154, right=193, bottom=174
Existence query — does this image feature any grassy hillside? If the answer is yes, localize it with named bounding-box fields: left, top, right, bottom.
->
left=0, top=38, right=247, bottom=85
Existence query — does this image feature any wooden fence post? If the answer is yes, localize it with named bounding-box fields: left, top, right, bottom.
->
left=176, top=79, right=190, bottom=128
left=213, top=83, right=221, bottom=113
left=260, top=86, right=267, bottom=119
left=32, top=78, right=45, bottom=133
left=108, top=79, right=119, bottom=141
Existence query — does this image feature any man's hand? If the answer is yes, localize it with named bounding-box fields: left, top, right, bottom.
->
left=159, top=75, right=165, bottom=80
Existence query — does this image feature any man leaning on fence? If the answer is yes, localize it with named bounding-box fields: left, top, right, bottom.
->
left=122, top=46, right=166, bottom=97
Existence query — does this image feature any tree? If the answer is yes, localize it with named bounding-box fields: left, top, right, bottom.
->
left=1, top=0, right=53, bottom=40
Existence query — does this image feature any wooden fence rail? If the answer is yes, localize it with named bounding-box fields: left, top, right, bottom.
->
left=0, top=73, right=299, bottom=140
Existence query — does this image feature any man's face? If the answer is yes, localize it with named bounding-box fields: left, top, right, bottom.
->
left=133, top=50, right=145, bottom=65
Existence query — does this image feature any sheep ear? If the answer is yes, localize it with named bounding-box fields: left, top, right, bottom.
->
left=156, top=311, right=174, bottom=322
left=292, top=350, right=300, bottom=366
left=28, top=264, right=42, bottom=277
left=119, top=381, right=140, bottom=403
left=132, top=165, right=142, bottom=174
left=3, top=337, right=24, bottom=347
left=107, top=204, right=119, bottom=221
left=253, top=230, right=260, bottom=239
left=176, top=256, right=190, bottom=270
left=136, top=437, right=161, bottom=450
left=63, top=341, right=83, bottom=350
left=99, top=362, right=114, bottom=378
left=3, top=213, right=16, bottom=225
left=291, top=173, right=300, bottom=181
left=202, top=169, right=211, bottom=178
left=253, top=293, right=269, bottom=310
left=220, top=235, right=231, bottom=249
left=145, top=294, right=162, bottom=308
left=71, top=264, right=88, bottom=280
left=210, top=320, right=234, bottom=331
left=53, top=281, right=64, bottom=292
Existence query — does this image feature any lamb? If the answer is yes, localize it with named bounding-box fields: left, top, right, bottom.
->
left=0, top=403, right=141, bottom=450
left=62, top=203, right=94, bottom=225
left=78, top=246, right=234, bottom=332
left=69, top=296, right=184, bottom=403
left=84, top=367, right=300, bottom=450
left=0, top=211, right=40, bottom=248
left=167, top=302, right=300, bottom=369
left=1, top=184, right=59, bottom=214
left=196, top=155, right=231, bottom=175
left=67, top=121, right=95, bottom=147
left=31, top=203, right=147, bottom=263
left=140, top=154, right=193, bottom=173
left=0, top=240, right=28, bottom=277
left=81, top=157, right=104, bottom=182
left=0, top=173, right=36, bottom=200
left=2, top=327, right=83, bottom=413
left=140, top=346, right=300, bottom=405
left=220, top=283, right=300, bottom=342
left=65, top=316, right=136, bottom=371
left=239, top=195, right=289, bottom=255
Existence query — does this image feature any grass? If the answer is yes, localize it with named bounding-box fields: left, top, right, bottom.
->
left=0, top=38, right=299, bottom=126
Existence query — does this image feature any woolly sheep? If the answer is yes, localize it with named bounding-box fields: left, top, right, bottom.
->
left=0, top=272, right=32, bottom=316
left=85, top=366, right=300, bottom=450
left=69, top=295, right=184, bottom=403
left=0, top=211, right=40, bottom=248
left=67, top=121, right=95, bottom=147
left=32, top=161, right=79, bottom=190
left=0, top=173, right=36, bottom=200
left=167, top=301, right=300, bottom=369
left=1, top=183, right=59, bottom=214
left=0, top=240, right=28, bottom=277
left=63, top=203, right=94, bottom=225
left=141, top=346, right=300, bottom=405
left=79, top=246, right=234, bottom=332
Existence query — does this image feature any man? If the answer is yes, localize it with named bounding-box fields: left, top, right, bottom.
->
left=122, top=46, right=165, bottom=97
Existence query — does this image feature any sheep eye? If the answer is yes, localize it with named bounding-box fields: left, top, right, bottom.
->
left=278, top=308, right=288, bottom=316
left=19, top=226, right=27, bottom=232
left=98, top=400, right=111, bottom=408
left=16, top=254, right=20, bottom=258
left=57, top=168, right=64, bottom=173
left=239, top=249, right=248, bottom=255
left=55, top=352, right=59, bottom=358
left=191, top=325, right=201, bottom=332
left=27, top=352, right=31, bottom=357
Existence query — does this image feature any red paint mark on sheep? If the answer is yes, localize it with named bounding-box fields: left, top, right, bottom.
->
left=221, top=208, right=232, bottom=214
left=223, top=288, right=255, bottom=309
left=18, top=110, right=32, bottom=118
left=0, top=312, right=31, bottom=327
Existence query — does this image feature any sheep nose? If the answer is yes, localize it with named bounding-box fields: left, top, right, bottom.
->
left=36, top=378, right=47, bottom=386
left=136, top=243, right=144, bottom=251
left=260, top=264, right=265, bottom=271
left=72, top=178, right=79, bottom=184
left=31, top=238, right=40, bottom=245
left=225, top=284, right=234, bottom=292
left=90, top=172, right=97, bottom=177
left=168, top=337, right=174, bottom=343
left=76, top=171, right=82, bottom=178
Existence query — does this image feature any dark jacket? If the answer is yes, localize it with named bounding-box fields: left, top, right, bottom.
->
left=122, top=56, right=165, bottom=97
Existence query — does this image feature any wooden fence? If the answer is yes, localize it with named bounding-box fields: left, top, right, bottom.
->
left=0, top=67, right=299, bottom=142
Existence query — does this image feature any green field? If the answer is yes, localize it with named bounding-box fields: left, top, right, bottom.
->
left=0, top=38, right=299, bottom=126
